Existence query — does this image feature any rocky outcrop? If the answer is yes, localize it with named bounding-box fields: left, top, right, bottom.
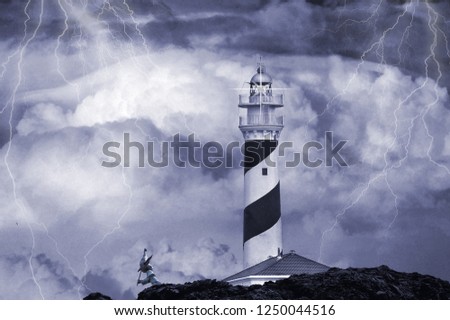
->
left=83, top=292, right=112, bottom=300
left=137, top=266, right=450, bottom=300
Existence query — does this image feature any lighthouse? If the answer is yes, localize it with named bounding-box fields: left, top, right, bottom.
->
left=224, top=61, right=330, bottom=285
left=238, top=62, right=284, bottom=269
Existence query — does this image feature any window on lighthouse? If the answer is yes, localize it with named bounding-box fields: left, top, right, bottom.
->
left=250, top=83, right=271, bottom=96
left=262, top=168, right=268, bottom=176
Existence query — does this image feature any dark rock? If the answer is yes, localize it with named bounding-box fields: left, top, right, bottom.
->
left=136, top=265, right=450, bottom=300
left=83, top=292, right=112, bottom=300
left=84, top=266, right=450, bottom=300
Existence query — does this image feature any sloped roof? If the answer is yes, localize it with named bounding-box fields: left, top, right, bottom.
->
left=223, top=252, right=329, bottom=282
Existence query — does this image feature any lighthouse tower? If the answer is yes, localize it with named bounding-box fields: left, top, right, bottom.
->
left=224, top=61, right=329, bottom=285
left=239, top=62, right=284, bottom=268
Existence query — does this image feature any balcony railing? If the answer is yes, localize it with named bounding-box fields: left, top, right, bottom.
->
left=239, top=94, right=283, bottom=105
left=239, top=115, right=284, bottom=126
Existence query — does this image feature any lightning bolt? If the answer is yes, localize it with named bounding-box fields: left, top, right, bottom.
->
left=72, top=2, right=200, bottom=291
left=39, top=222, right=86, bottom=299
left=79, top=159, right=133, bottom=296
left=78, top=1, right=148, bottom=280
left=318, top=0, right=450, bottom=263
left=422, top=2, right=450, bottom=176
left=307, top=0, right=413, bottom=133
left=2, top=0, right=46, bottom=299
left=42, top=0, right=157, bottom=293
left=55, top=0, right=81, bottom=102
left=318, top=1, right=414, bottom=260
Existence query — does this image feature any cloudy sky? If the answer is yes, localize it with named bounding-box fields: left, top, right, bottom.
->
left=0, top=0, right=449, bottom=299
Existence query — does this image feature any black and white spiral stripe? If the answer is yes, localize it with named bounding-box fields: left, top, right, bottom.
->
left=243, top=140, right=282, bottom=268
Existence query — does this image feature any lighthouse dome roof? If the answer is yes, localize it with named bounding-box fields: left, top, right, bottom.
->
left=250, top=65, right=272, bottom=85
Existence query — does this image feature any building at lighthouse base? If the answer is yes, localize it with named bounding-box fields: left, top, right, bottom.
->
left=224, top=251, right=329, bottom=286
